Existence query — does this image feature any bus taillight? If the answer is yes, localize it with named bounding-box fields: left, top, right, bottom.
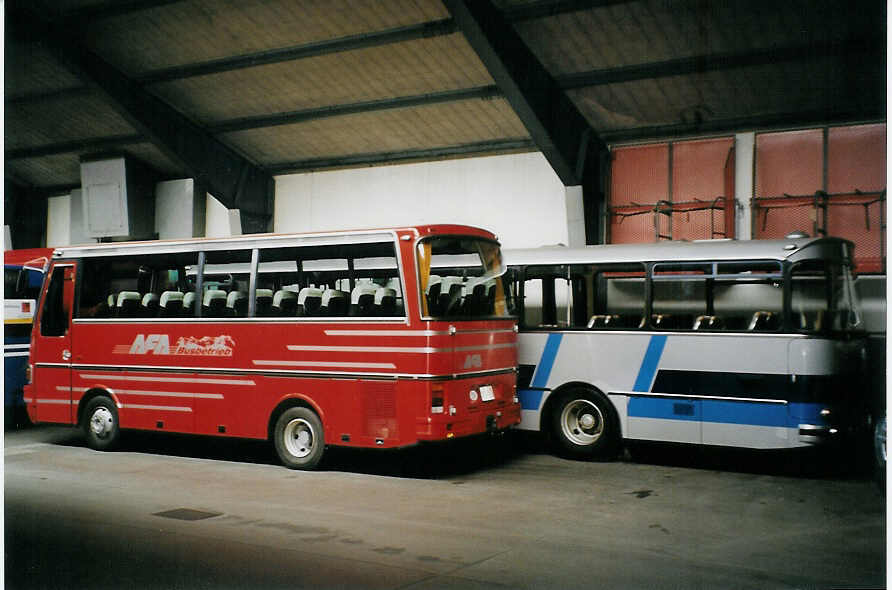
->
left=21, top=301, right=30, bottom=314
left=25, top=364, right=32, bottom=384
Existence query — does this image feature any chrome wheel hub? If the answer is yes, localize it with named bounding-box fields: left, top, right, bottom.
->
left=560, top=399, right=604, bottom=446
left=283, top=418, right=314, bottom=459
left=90, top=407, right=114, bottom=438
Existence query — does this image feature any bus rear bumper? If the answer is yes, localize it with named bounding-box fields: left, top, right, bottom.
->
left=416, top=403, right=521, bottom=441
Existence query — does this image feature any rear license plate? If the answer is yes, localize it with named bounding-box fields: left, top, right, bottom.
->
left=479, top=385, right=495, bottom=402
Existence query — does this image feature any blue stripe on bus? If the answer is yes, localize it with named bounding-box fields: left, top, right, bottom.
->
left=518, top=333, right=564, bottom=412
left=530, top=333, right=562, bottom=389
left=628, top=398, right=827, bottom=428
left=518, top=389, right=544, bottom=410
left=633, top=335, right=667, bottom=392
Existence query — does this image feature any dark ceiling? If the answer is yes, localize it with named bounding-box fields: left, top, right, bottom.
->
left=5, top=0, right=886, bottom=205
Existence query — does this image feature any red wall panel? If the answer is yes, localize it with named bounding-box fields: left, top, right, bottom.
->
left=756, top=129, right=823, bottom=197
left=610, top=144, right=668, bottom=207
left=828, top=124, right=886, bottom=193
left=672, top=137, right=734, bottom=202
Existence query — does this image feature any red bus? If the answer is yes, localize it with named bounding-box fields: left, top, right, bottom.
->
left=24, top=225, right=520, bottom=469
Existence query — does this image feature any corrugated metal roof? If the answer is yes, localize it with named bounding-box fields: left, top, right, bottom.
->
left=4, top=0, right=884, bottom=194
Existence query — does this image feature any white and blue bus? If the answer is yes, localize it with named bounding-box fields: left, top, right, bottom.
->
left=4, top=248, right=50, bottom=428
left=503, top=236, right=871, bottom=459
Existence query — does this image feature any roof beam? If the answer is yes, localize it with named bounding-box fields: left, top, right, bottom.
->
left=8, top=6, right=274, bottom=233
left=503, top=0, right=636, bottom=22
left=266, top=139, right=536, bottom=174
left=6, top=135, right=145, bottom=161
left=600, top=110, right=887, bottom=144
left=558, top=37, right=885, bottom=89
left=137, top=19, right=458, bottom=84
left=443, top=0, right=605, bottom=187
left=210, top=86, right=501, bottom=133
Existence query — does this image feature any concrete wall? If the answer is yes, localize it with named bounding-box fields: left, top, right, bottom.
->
left=273, top=152, right=568, bottom=248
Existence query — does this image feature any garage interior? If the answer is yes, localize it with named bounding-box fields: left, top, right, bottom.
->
left=4, top=2, right=887, bottom=589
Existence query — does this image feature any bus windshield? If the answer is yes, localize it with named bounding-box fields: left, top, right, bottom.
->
left=417, top=236, right=511, bottom=319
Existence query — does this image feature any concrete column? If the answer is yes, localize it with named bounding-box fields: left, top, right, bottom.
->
left=734, top=132, right=755, bottom=240
left=565, top=185, right=585, bottom=246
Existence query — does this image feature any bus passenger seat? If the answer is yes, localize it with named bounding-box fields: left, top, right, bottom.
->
left=203, top=289, right=228, bottom=317
left=425, top=275, right=442, bottom=314
left=693, top=315, right=722, bottom=330
left=141, top=293, right=160, bottom=315
left=116, top=291, right=142, bottom=317
left=183, top=292, right=196, bottom=316
left=438, top=277, right=464, bottom=315
left=298, top=287, right=323, bottom=316
left=255, top=289, right=274, bottom=316
left=273, top=289, right=298, bottom=316
left=748, top=311, right=777, bottom=331
left=350, top=284, right=377, bottom=316
left=159, top=291, right=184, bottom=317
left=321, top=289, right=348, bottom=316
left=226, top=291, right=248, bottom=317
left=375, top=287, right=397, bottom=316
left=588, top=314, right=621, bottom=329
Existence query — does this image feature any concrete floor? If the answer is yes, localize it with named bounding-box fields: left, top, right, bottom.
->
left=4, top=425, right=886, bottom=590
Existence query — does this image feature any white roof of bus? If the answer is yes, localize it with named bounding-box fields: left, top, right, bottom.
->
left=503, top=236, right=850, bottom=266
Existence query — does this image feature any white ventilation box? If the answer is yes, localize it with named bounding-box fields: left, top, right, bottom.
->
left=81, top=157, right=155, bottom=239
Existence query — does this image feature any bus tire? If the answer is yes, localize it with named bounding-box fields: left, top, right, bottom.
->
left=82, top=396, right=120, bottom=451
left=550, top=388, right=619, bottom=461
left=273, top=407, right=325, bottom=470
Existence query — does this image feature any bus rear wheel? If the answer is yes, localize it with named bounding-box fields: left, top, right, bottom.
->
left=82, top=396, right=120, bottom=451
left=550, top=389, right=618, bottom=461
left=274, top=407, right=325, bottom=470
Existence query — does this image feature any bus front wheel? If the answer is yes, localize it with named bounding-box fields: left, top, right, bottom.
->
left=550, top=389, right=619, bottom=460
left=274, top=407, right=325, bottom=470
left=82, top=396, right=121, bottom=451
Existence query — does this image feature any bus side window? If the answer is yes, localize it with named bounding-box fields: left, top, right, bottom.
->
left=590, top=264, right=646, bottom=330
left=522, top=266, right=570, bottom=328
left=651, top=263, right=709, bottom=330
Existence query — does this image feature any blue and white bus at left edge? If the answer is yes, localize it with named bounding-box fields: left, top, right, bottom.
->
left=4, top=248, right=50, bottom=428
left=502, top=236, right=871, bottom=459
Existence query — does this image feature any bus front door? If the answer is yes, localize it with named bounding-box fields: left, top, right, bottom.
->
left=31, top=262, right=76, bottom=424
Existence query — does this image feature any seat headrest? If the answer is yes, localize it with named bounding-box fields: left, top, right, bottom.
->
left=160, top=291, right=184, bottom=307
left=226, top=291, right=247, bottom=308
left=117, top=291, right=141, bottom=307
left=297, top=287, right=323, bottom=305
left=273, top=289, right=297, bottom=306
left=351, top=284, right=377, bottom=304
left=203, top=289, right=227, bottom=307
left=374, top=287, right=396, bottom=305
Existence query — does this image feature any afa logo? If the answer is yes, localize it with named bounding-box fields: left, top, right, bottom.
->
left=129, top=334, right=170, bottom=355
left=462, top=354, right=482, bottom=369
left=122, top=334, right=236, bottom=356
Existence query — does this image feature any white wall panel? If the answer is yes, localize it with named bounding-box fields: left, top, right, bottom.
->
left=274, top=152, right=569, bottom=248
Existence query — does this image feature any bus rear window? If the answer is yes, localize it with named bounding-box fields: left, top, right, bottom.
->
left=417, top=237, right=511, bottom=319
